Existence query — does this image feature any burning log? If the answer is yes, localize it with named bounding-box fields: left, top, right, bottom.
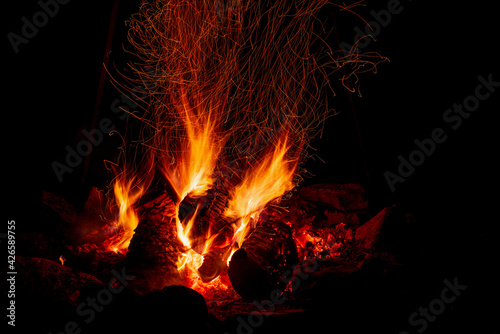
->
left=228, top=216, right=299, bottom=300
left=179, top=176, right=241, bottom=283
left=179, top=175, right=240, bottom=248
left=179, top=188, right=232, bottom=250
left=125, top=191, right=185, bottom=294
left=197, top=249, right=228, bottom=283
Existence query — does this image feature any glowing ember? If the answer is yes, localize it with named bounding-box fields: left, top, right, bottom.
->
left=294, top=223, right=353, bottom=261
left=175, top=207, right=236, bottom=297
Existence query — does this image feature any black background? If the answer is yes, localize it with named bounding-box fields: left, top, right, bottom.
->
left=4, top=0, right=499, bottom=333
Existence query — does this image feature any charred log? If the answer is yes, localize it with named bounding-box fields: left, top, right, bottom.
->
left=178, top=175, right=241, bottom=284
left=126, top=191, right=184, bottom=294
left=179, top=176, right=239, bottom=253
left=228, top=216, right=299, bottom=300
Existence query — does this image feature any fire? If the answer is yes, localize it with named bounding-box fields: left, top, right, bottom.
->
left=294, top=223, right=352, bottom=261
left=225, top=134, right=299, bottom=246
left=104, top=175, right=146, bottom=253
left=99, top=0, right=386, bottom=297
left=175, top=206, right=201, bottom=270
left=175, top=203, right=233, bottom=296
left=160, top=103, right=224, bottom=202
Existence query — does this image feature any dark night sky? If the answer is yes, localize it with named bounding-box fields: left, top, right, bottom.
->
left=3, top=1, right=499, bottom=330
left=4, top=0, right=497, bottom=202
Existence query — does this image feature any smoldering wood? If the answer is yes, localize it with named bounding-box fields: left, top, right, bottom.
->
left=197, top=249, right=228, bottom=283
left=125, top=191, right=185, bottom=294
left=179, top=176, right=239, bottom=254
left=179, top=176, right=241, bottom=283
left=228, top=215, right=299, bottom=300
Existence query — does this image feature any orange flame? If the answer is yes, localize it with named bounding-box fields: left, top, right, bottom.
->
left=225, top=134, right=299, bottom=246
left=174, top=202, right=233, bottom=296
left=161, top=96, right=224, bottom=203
left=105, top=175, right=146, bottom=253
left=101, top=0, right=386, bottom=298
left=175, top=205, right=201, bottom=270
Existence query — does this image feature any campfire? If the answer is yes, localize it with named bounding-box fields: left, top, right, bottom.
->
left=12, top=1, right=409, bottom=333
left=89, top=0, right=386, bottom=301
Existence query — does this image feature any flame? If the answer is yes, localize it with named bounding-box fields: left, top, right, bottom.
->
left=175, top=205, right=199, bottom=270
left=225, top=135, right=299, bottom=246
left=98, top=0, right=386, bottom=298
left=161, top=99, right=224, bottom=202
left=168, top=132, right=300, bottom=296
left=174, top=202, right=233, bottom=296
left=104, top=175, right=146, bottom=253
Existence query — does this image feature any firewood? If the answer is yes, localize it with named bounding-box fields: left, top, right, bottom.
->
left=228, top=216, right=299, bottom=300
left=197, top=249, right=228, bottom=283
left=179, top=177, right=241, bottom=283
left=179, top=177, right=238, bottom=252
left=126, top=191, right=185, bottom=294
